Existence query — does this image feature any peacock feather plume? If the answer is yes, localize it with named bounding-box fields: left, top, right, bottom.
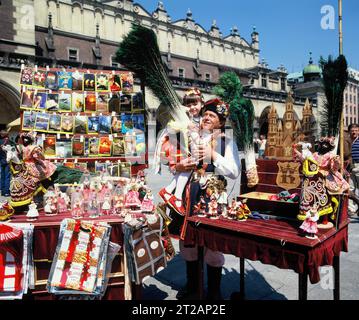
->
left=213, top=72, right=255, bottom=150
left=116, top=24, right=189, bottom=127
left=319, top=55, right=348, bottom=137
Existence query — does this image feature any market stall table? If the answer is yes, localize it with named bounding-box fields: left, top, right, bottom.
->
left=184, top=215, right=349, bottom=300
left=8, top=212, right=142, bottom=300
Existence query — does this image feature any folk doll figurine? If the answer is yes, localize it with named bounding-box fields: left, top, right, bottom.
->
left=88, top=194, right=99, bottom=218
left=72, top=199, right=83, bottom=219
left=26, top=201, right=39, bottom=221
left=0, top=200, right=14, bottom=221
left=125, top=183, right=142, bottom=209
left=102, top=194, right=112, bottom=215
left=195, top=195, right=207, bottom=217
left=141, top=189, right=155, bottom=213
left=236, top=198, right=250, bottom=221
left=113, top=195, right=124, bottom=215
left=157, top=88, right=205, bottom=216
left=300, top=208, right=319, bottom=239
left=217, top=189, right=228, bottom=217
left=208, top=195, right=219, bottom=220
left=57, top=192, right=68, bottom=214
left=227, top=198, right=237, bottom=220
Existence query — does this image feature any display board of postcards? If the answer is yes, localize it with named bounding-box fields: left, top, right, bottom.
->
left=19, top=66, right=147, bottom=177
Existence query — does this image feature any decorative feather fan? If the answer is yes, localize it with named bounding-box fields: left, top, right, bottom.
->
left=319, top=55, right=348, bottom=137
left=116, top=24, right=189, bottom=128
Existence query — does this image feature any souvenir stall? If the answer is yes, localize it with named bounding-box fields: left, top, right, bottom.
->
left=0, top=66, right=171, bottom=300
left=182, top=67, right=350, bottom=300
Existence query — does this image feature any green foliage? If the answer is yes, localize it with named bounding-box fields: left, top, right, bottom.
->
left=319, top=55, right=348, bottom=137
left=213, top=72, right=254, bottom=149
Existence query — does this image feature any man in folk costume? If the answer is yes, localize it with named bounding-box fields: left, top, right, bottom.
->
left=175, top=99, right=241, bottom=300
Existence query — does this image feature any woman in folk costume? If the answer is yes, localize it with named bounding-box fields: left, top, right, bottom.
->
left=157, top=87, right=205, bottom=216
left=176, top=99, right=241, bottom=300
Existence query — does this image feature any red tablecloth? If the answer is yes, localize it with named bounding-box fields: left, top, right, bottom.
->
left=184, top=216, right=349, bottom=284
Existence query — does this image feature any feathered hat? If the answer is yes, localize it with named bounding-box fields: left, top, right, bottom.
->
left=201, top=98, right=229, bottom=121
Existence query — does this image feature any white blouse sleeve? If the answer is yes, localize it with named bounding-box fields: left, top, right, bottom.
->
left=212, top=138, right=241, bottom=180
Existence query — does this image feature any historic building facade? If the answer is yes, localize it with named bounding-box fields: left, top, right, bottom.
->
left=0, top=0, right=314, bottom=147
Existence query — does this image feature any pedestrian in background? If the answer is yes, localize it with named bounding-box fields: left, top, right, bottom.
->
left=0, top=130, right=11, bottom=197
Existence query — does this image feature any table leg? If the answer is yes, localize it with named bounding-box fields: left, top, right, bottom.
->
left=197, top=246, right=204, bottom=300
left=240, top=257, right=245, bottom=300
left=333, top=255, right=340, bottom=300
left=298, top=271, right=308, bottom=300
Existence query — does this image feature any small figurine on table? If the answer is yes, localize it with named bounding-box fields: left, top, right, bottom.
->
left=102, top=194, right=112, bottom=215
left=113, top=195, right=124, bottom=215
left=194, top=195, right=207, bottom=217
left=44, top=196, right=57, bottom=215
left=227, top=198, right=237, bottom=220
left=141, top=189, right=155, bottom=213
left=300, top=209, right=319, bottom=239
left=57, top=192, right=68, bottom=214
left=217, top=189, right=228, bottom=217
left=88, top=196, right=99, bottom=218
left=208, top=195, right=219, bottom=220
left=125, top=184, right=142, bottom=210
left=236, top=198, right=250, bottom=221
left=72, top=199, right=83, bottom=219
left=26, top=201, right=39, bottom=221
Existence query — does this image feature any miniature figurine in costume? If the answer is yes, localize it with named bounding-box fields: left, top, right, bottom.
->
left=102, top=194, right=112, bottom=215
left=208, top=195, right=219, bottom=219
left=0, top=200, right=14, bottom=221
left=300, top=208, right=319, bottom=239
left=293, top=137, right=349, bottom=228
left=228, top=198, right=237, bottom=220
left=194, top=195, right=207, bottom=217
left=141, top=189, right=155, bottom=213
left=235, top=197, right=250, bottom=221
left=26, top=201, right=39, bottom=221
left=157, top=88, right=205, bottom=216
left=125, top=183, right=142, bottom=209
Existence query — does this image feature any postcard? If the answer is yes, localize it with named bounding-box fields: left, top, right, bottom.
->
left=111, top=116, right=122, bottom=134
left=87, top=116, right=99, bottom=134
left=132, top=92, right=144, bottom=111
left=72, top=92, right=84, bottom=112
left=98, top=136, right=112, bottom=156
left=20, top=67, right=34, bottom=85
left=43, top=136, right=56, bottom=157
left=33, top=92, right=47, bottom=110
left=96, top=94, right=109, bottom=113
left=74, top=115, right=87, bottom=134
left=121, top=114, right=134, bottom=133
left=74, top=162, right=88, bottom=172
left=85, top=93, right=97, bottom=112
left=72, top=70, right=83, bottom=91
left=135, top=133, right=146, bottom=155
left=84, top=73, right=96, bottom=91
left=88, top=137, right=100, bottom=156
left=120, top=94, right=132, bottom=112
left=58, top=93, right=72, bottom=112
left=46, top=93, right=59, bottom=111
left=61, top=115, right=74, bottom=133
left=132, top=114, right=145, bottom=132
left=34, top=112, right=50, bottom=132
left=119, top=162, right=131, bottom=178
left=22, top=111, right=37, bottom=131
left=72, top=137, right=85, bottom=157
left=45, top=71, right=59, bottom=90
left=108, top=94, right=121, bottom=114
left=121, top=72, right=134, bottom=94
left=58, top=71, right=73, bottom=90
left=107, top=163, right=120, bottom=177
left=95, top=162, right=106, bottom=173
left=112, top=136, right=125, bottom=156
left=33, top=70, right=46, bottom=88
left=21, top=90, right=34, bottom=109
left=96, top=73, right=109, bottom=91
left=109, top=73, right=121, bottom=92
left=124, top=134, right=136, bottom=156
left=56, top=139, right=72, bottom=158
left=98, top=115, right=111, bottom=134
left=48, top=114, right=62, bottom=132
